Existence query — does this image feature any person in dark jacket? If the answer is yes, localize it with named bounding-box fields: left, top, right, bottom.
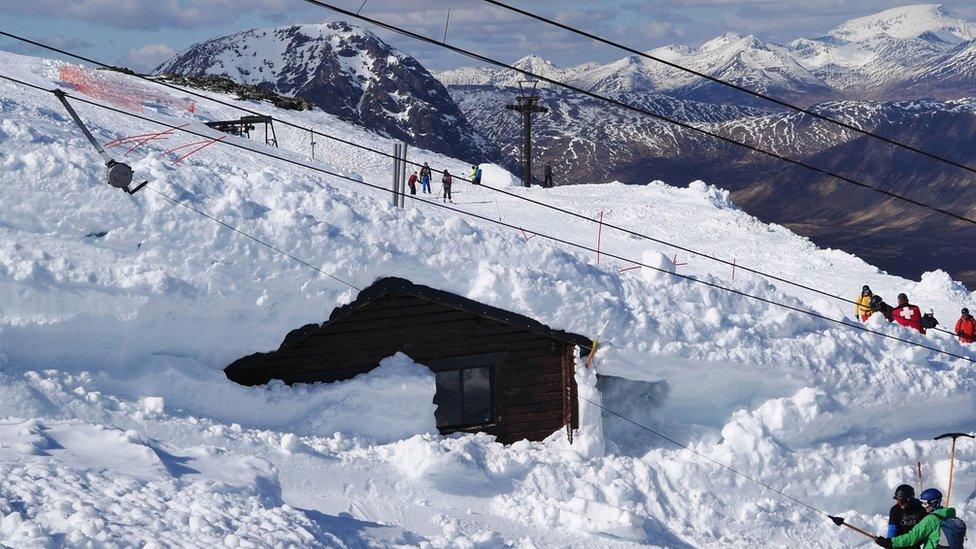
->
left=892, top=293, right=925, bottom=334
left=870, top=295, right=895, bottom=322
left=407, top=171, right=418, bottom=195
left=441, top=169, right=453, bottom=203
left=887, top=484, right=927, bottom=543
left=544, top=162, right=554, bottom=187
left=956, top=308, right=976, bottom=344
left=920, top=309, right=939, bottom=331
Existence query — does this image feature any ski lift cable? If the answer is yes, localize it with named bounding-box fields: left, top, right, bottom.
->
left=482, top=0, right=976, bottom=178
left=0, top=31, right=964, bottom=334
left=1, top=73, right=971, bottom=364
left=293, top=0, right=976, bottom=227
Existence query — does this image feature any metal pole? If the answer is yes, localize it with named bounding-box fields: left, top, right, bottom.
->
left=522, top=100, right=532, bottom=187
left=392, top=143, right=400, bottom=207
left=400, top=143, right=408, bottom=207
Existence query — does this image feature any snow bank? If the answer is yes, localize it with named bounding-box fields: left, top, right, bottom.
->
left=478, top=163, right=518, bottom=187
left=92, top=352, right=437, bottom=444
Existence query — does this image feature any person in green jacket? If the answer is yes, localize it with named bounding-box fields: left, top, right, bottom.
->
left=875, top=488, right=966, bottom=548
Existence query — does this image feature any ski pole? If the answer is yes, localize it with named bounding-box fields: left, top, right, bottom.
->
left=916, top=461, right=923, bottom=495
left=935, top=432, right=975, bottom=506
left=829, top=516, right=876, bottom=540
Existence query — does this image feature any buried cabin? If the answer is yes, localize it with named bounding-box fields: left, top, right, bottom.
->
left=225, top=277, right=591, bottom=443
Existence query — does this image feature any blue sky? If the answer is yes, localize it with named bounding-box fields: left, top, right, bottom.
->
left=2, top=0, right=976, bottom=72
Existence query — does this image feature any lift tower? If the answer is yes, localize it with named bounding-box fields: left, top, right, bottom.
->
left=505, top=80, right=548, bottom=187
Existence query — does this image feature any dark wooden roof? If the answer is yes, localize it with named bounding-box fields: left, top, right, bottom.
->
left=276, top=276, right=592, bottom=354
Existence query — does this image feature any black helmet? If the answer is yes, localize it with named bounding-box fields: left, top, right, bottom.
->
left=862, top=285, right=871, bottom=294
left=893, top=484, right=915, bottom=501
left=964, top=308, right=971, bottom=316
left=897, top=293, right=908, bottom=303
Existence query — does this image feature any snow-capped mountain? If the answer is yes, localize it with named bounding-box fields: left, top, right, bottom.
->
left=826, top=3, right=976, bottom=43
left=155, top=21, right=499, bottom=163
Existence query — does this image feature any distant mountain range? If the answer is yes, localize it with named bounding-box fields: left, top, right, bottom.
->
left=436, top=4, right=976, bottom=104
left=154, top=21, right=499, bottom=163
left=434, top=4, right=976, bottom=285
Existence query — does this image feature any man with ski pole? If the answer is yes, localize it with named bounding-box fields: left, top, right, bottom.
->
left=886, top=484, right=927, bottom=542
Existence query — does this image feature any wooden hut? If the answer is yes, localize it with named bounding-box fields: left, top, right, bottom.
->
left=225, top=277, right=591, bottom=443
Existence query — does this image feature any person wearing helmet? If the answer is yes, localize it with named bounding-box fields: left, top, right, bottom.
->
left=875, top=488, right=966, bottom=548
left=955, top=308, right=976, bottom=344
left=892, top=293, right=925, bottom=334
left=920, top=309, right=939, bottom=331
left=856, top=285, right=876, bottom=322
left=886, top=484, right=926, bottom=542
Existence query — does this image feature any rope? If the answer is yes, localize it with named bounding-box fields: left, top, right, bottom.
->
left=2, top=73, right=972, bottom=365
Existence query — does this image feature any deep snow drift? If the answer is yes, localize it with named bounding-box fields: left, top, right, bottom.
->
left=0, top=50, right=975, bottom=547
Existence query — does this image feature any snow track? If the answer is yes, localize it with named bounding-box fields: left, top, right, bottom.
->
left=0, top=50, right=975, bottom=547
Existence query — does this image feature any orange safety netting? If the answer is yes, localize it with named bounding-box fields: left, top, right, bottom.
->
left=58, top=65, right=195, bottom=114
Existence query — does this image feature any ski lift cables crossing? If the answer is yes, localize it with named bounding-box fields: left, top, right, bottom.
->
left=2, top=31, right=962, bottom=338
left=294, top=0, right=976, bottom=227
left=482, top=0, right=976, bottom=178
left=0, top=72, right=971, bottom=363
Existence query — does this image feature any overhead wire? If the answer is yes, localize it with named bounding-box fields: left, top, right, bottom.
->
left=482, top=0, right=976, bottom=178
left=295, top=0, right=976, bottom=226
left=1, top=72, right=972, bottom=364
left=2, top=30, right=961, bottom=338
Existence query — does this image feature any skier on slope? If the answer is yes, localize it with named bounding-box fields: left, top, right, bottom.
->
left=956, top=308, right=976, bottom=344
left=470, top=165, right=482, bottom=185
left=419, top=163, right=432, bottom=194
left=544, top=161, right=554, bottom=187
left=886, top=485, right=927, bottom=543
left=407, top=171, right=418, bottom=195
left=441, top=169, right=453, bottom=203
left=856, top=285, right=876, bottom=322
left=870, top=294, right=895, bottom=322
left=892, top=293, right=925, bottom=334
left=920, top=309, right=939, bottom=331
left=875, top=488, right=967, bottom=548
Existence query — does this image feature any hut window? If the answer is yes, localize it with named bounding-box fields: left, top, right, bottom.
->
left=434, top=366, right=493, bottom=428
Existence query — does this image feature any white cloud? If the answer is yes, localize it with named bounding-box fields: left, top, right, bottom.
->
left=126, top=43, right=176, bottom=72
left=0, top=0, right=291, bottom=30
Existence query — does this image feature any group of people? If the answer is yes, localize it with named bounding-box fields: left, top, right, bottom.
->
left=406, top=163, right=484, bottom=204
left=875, top=485, right=965, bottom=548
left=855, top=285, right=976, bottom=342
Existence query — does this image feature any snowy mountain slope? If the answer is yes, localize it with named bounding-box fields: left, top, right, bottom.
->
left=155, top=21, right=499, bottom=164
left=2, top=50, right=976, bottom=547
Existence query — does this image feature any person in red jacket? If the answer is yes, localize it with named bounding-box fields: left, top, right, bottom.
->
left=956, top=308, right=976, bottom=344
left=892, top=293, right=925, bottom=334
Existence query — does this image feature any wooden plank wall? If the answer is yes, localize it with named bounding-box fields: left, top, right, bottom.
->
left=228, top=293, right=579, bottom=443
